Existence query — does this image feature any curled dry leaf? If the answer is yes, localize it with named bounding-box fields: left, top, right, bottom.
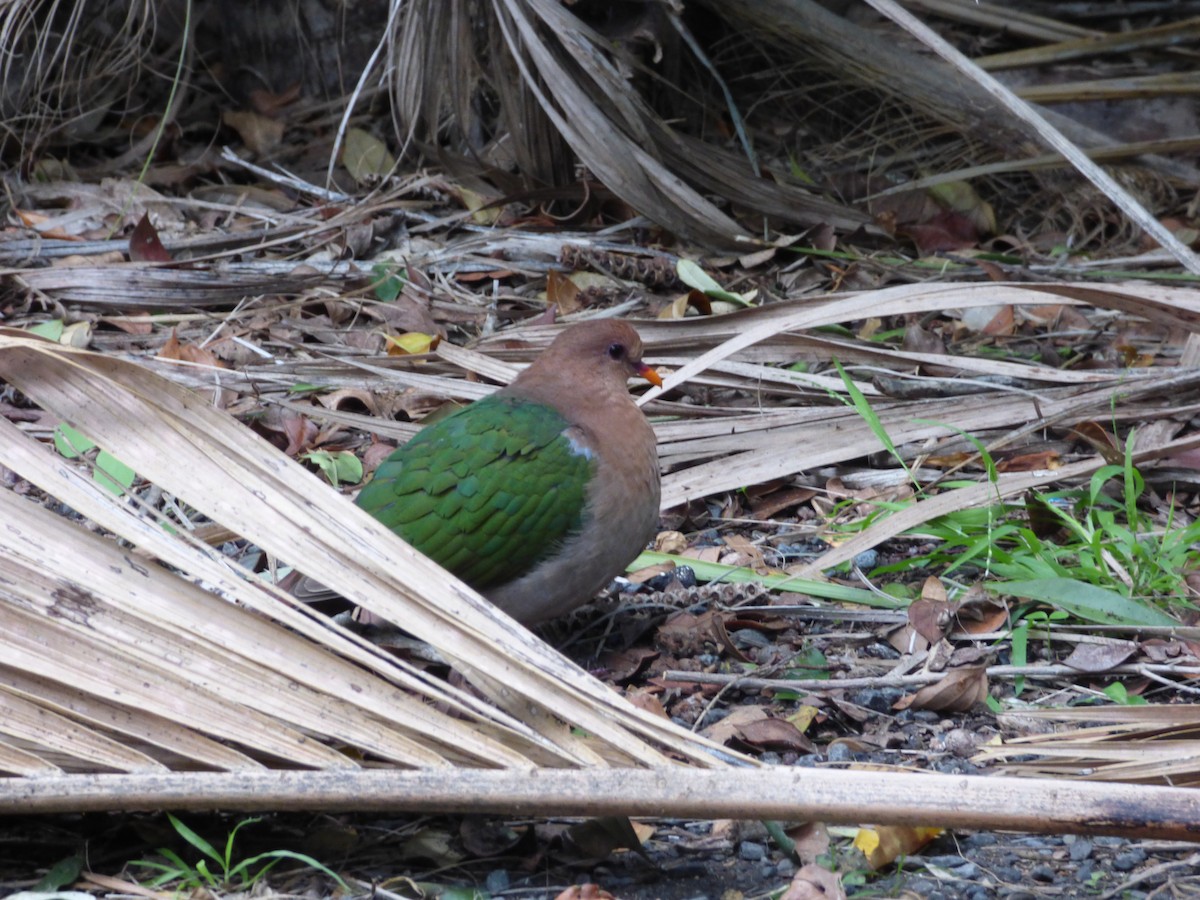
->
left=545, top=269, right=582, bottom=315
left=317, top=388, right=377, bottom=416
left=953, top=587, right=1010, bottom=634
left=653, top=530, right=688, bottom=554
left=779, top=863, right=846, bottom=900
left=895, top=666, right=989, bottom=714
left=734, top=716, right=817, bottom=754
left=599, top=648, right=659, bottom=684
left=623, top=687, right=667, bottom=718
left=908, top=597, right=956, bottom=644
left=1062, top=640, right=1138, bottom=673
left=222, top=109, right=285, bottom=156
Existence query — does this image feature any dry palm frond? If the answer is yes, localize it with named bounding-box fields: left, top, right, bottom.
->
left=386, top=0, right=868, bottom=247
left=983, top=706, right=1200, bottom=786
left=0, top=331, right=742, bottom=776
left=0, top=1, right=160, bottom=155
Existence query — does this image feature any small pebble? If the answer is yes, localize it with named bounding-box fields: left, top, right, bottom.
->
left=905, top=879, right=938, bottom=896
left=1113, top=849, right=1146, bottom=871
left=963, top=833, right=998, bottom=848
left=850, top=687, right=902, bottom=712
left=1069, top=838, right=1093, bottom=861
left=992, top=865, right=1023, bottom=883
left=852, top=548, right=879, bottom=569
left=738, top=840, right=766, bottom=861
left=825, top=742, right=854, bottom=763
left=776, top=858, right=796, bottom=877
left=485, top=870, right=510, bottom=893
left=964, top=886, right=993, bottom=900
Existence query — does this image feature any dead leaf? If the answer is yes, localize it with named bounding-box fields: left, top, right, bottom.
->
left=749, top=484, right=817, bottom=519
left=128, top=213, right=171, bottom=262
left=721, top=533, right=769, bottom=574
left=564, top=816, right=650, bottom=861
left=361, top=439, right=397, bottom=477
left=785, top=822, right=830, bottom=865
left=222, top=109, right=285, bottom=156
left=281, top=412, right=318, bottom=457
left=656, top=610, right=727, bottom=658
left=384, top=332, right=440, bottom=356
left=317, top=389, right=379, bottom=416
left=546, top=269, right=582, bottom=314
left=653, top=530, right=688, bottom=554
left=995, top=450, right=1062, bottom=472
left=887, top=623, right=930, bottom=656
left=100, top=316, right=154, bottom=335
left=952, top=588, right=1009, bottom=634
left=734, top=716, right=816, bottom=753
left=779, top=863, right=846, bottom=900
left=700, top=705, right=771, bottom=745
left=854, top=824, right=943, bottom=870
left=598, top=648, right=659, bottom=683
left=342, top=127, right=396, bottom=185
left=1062, top=641, right=1138, bottom=672
left=657, top=289, right=713, bottom=320
left=624, top=687, right=668, bottom=718
left=908, top=599, right=954, bottom=645
left=895, top=666, right=988, bottom=713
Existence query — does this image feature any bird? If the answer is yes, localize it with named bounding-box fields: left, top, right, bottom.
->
left=355, top=319, right=663, bottom=625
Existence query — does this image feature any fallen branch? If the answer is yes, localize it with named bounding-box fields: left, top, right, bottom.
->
left=6, top=768, right=1198, bottom=842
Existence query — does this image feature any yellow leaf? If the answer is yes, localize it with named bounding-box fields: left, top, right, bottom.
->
left=384, top=332, right=438, bottom=356
left=343, top=127, right=395, bottom=185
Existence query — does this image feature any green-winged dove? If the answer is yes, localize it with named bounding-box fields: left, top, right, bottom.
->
left=356, top=320, right=662, bottom=624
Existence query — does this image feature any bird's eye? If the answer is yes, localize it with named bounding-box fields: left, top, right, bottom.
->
left=606, top=342, right=626, bottom=360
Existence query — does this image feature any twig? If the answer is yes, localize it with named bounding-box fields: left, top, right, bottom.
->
left=661, top=663, right=1200, bottom=693
left=864, top=0, right=1200, bottom=276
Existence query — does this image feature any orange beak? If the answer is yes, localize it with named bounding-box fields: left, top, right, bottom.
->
left=637, top=362, right=663, bottom=388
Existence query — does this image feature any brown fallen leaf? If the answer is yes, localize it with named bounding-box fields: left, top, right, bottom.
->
left=779, top=863, right=846, bottom=900
left=735, top=716, right=817, bottom=753
left=909, top=597, right=955, bottom=644
left=223, top=108, right=285, bottom=156
left=1062, top=640, right=1138, bottom=672
left=128, top=213, right=171, bottom=262
left=895, top=665, right=988, bottom=713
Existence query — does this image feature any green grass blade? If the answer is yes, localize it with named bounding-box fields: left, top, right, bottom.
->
left=167, top=814, right=222, bottom=867
left=992, top=578, right=1178, bottom=627
left=631, top=551, right=904, bottom=608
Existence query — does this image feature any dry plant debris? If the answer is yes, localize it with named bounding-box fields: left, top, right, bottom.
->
left=4, top=0, right=1200, bottom=897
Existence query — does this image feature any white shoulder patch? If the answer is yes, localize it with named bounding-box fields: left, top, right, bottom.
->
left=562, top=425, right=596, bottom=460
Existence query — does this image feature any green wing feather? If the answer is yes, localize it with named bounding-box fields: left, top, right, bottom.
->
left=355, top=395, right=593, bottom=588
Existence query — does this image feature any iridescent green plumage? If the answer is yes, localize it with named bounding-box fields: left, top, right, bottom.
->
left=355, top=394, right=593, bottom=590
